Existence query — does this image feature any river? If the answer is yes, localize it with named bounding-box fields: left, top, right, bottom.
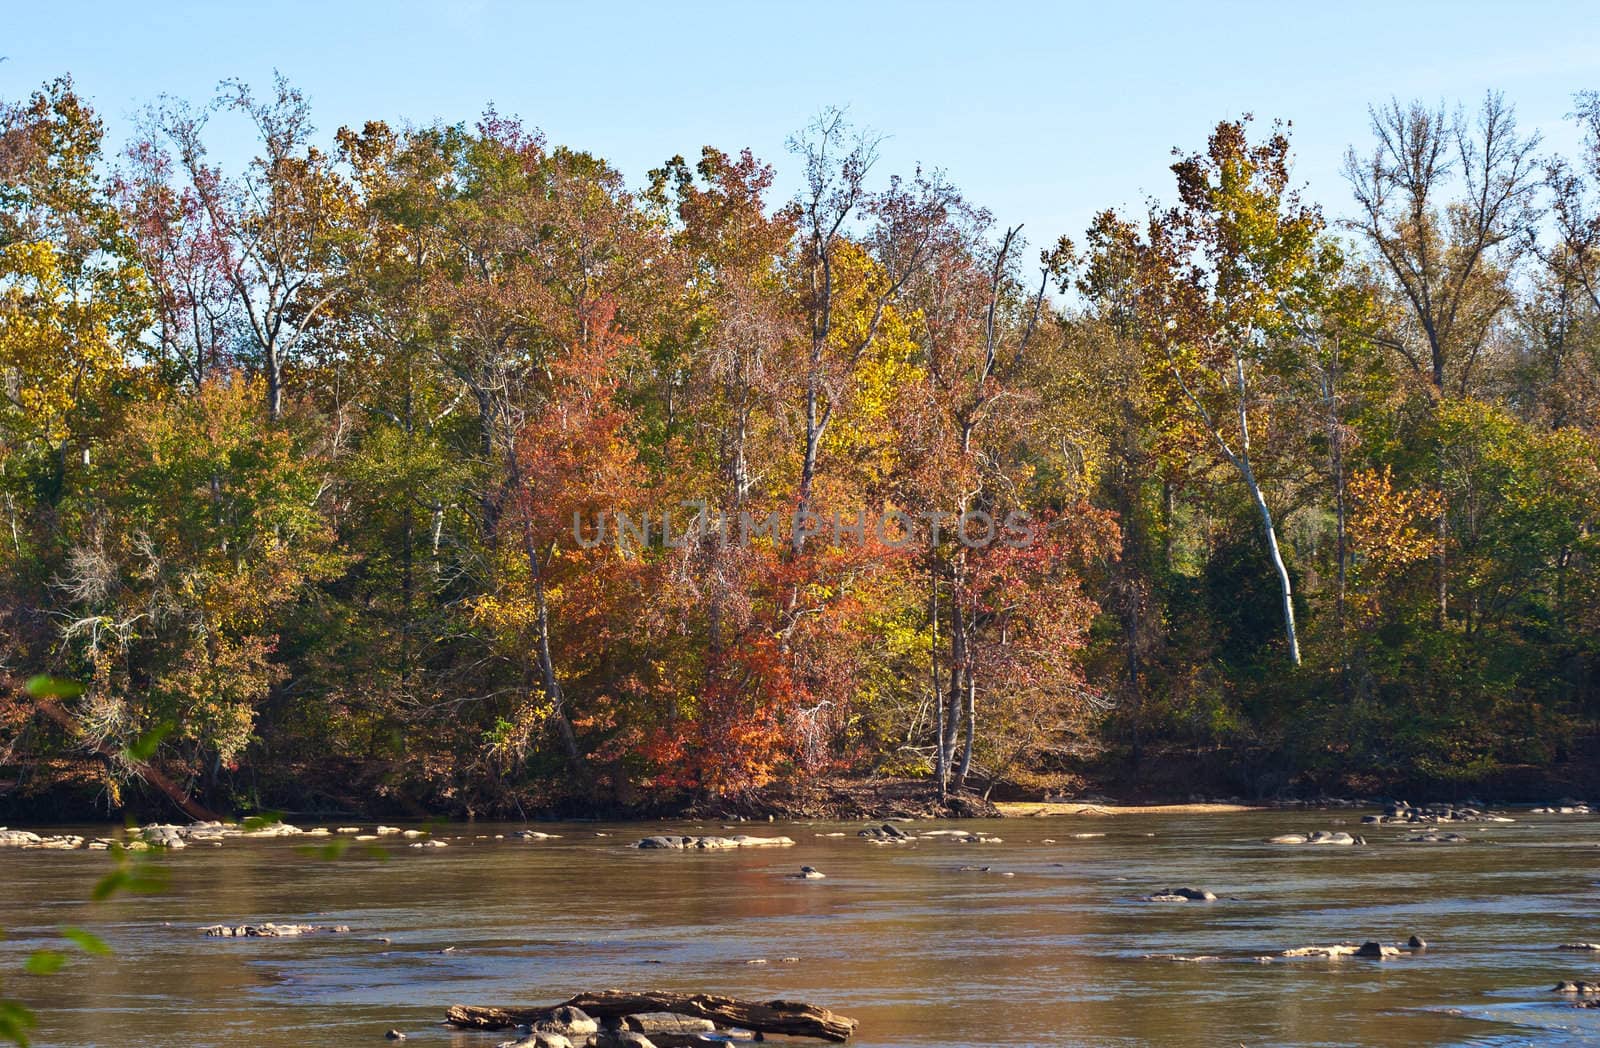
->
left=2, top=810, right=1597, bottom=1046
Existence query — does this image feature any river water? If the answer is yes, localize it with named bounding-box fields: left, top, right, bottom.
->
left=2, top=810, right=1597, bottom=1047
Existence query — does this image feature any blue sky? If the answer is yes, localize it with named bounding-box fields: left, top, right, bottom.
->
left=5, top=1, right=1599, bottom=253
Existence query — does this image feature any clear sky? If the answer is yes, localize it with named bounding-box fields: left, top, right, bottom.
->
left=5, top=1, right=1600, bottom=253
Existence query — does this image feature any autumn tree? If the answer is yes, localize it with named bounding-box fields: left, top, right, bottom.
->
left=1092, top=119, right=1335, bottom=666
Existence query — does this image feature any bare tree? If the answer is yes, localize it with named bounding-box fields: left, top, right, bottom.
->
left=1344, top=92, right=1539, bottom=622
left=158, top=74, right=348, bottom=420
left=1344, top=93, right=1539, bottom=393
left=787, top=109, right=953, bottom=554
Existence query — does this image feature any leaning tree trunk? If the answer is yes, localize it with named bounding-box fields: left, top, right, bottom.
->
left=1243, top=466, right=1301, bottom=666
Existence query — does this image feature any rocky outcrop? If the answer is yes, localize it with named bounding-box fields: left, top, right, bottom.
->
left=1362, top=801, right=1514, bottom=825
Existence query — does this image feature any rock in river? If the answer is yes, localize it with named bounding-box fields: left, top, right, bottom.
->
left=1553, top=980, right=1600, bottom=993
left=858, top=823, right=912, bottom=843
left=497, top=1033, right=574, bottom=1048
left=1144, top=887, right=1217, bottom=902
left=1267, top=830, right=1362, bottom=846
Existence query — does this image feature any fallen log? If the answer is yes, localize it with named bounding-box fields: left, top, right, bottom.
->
left=446, top=990, right=858, bottom=1042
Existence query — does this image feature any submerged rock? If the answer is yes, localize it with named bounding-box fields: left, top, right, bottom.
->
left=1280, top=944, right=1360, bottom=957
left=790, top=866, right=826, bottom=879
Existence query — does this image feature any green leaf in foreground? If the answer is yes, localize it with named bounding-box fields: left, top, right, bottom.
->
left=121, top=722, right=172, bottom=763
left=22, top=676, right=82, bottom=700
left=0, top=999, right=36, bottom=1046
left=59, top=928, right=109, bottom=956
left=21, top=952, right=64, bottom=977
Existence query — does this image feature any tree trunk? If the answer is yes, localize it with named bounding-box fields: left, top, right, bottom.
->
left=1243, top=468, right=1300, bottom=666
left=265, top=343, right=283, bottom=422
left=943, top=589, right=967, bottom=771
left=931, top=568, right=946, bottom=801
left=955, top=668, right=976, bottom=787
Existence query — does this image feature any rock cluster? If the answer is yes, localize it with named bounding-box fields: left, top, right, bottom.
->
left=633, top=834, right=795, bottom=850
left=0, top=820, right=463, bottom=853
left=201, top=922, right=352, bottom=937
left=1265, top=831, right=1364, bottom=846
left=1553, top=980, right=1600, bottom=993
left=1361, top=801, right=1513, bottom=825
left=0, top=829, right=85, bottom=849
left=489, top=1005, right=770, bottom=1048
left=858, top=823, right=912, bottom=843
left=1531, top=800, right=1591, bottom=814
left=1276, top=937, right=1424, bottom=960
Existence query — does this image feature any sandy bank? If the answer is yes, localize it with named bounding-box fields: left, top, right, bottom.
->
left=996, top=801, right=1264, bottom=816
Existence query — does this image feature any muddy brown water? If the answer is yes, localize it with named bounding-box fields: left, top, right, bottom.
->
left=2, top=810, right=1597, bottom=1046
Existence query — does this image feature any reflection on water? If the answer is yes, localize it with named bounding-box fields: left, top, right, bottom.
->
left=2, top=811, right=1598, bottom=1047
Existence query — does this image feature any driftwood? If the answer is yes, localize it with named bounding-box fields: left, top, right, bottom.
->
left=446, top=989, right=858, bottom=1042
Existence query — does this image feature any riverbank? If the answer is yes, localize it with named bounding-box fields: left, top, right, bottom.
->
left=5, top=752, right=1599, bottom=825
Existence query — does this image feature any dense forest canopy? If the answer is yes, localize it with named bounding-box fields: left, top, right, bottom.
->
left=3, top=75, right=1598, bottom=816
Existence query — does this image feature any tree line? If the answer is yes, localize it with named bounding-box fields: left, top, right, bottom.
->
left=2, top=75, right=1598, bottom=814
